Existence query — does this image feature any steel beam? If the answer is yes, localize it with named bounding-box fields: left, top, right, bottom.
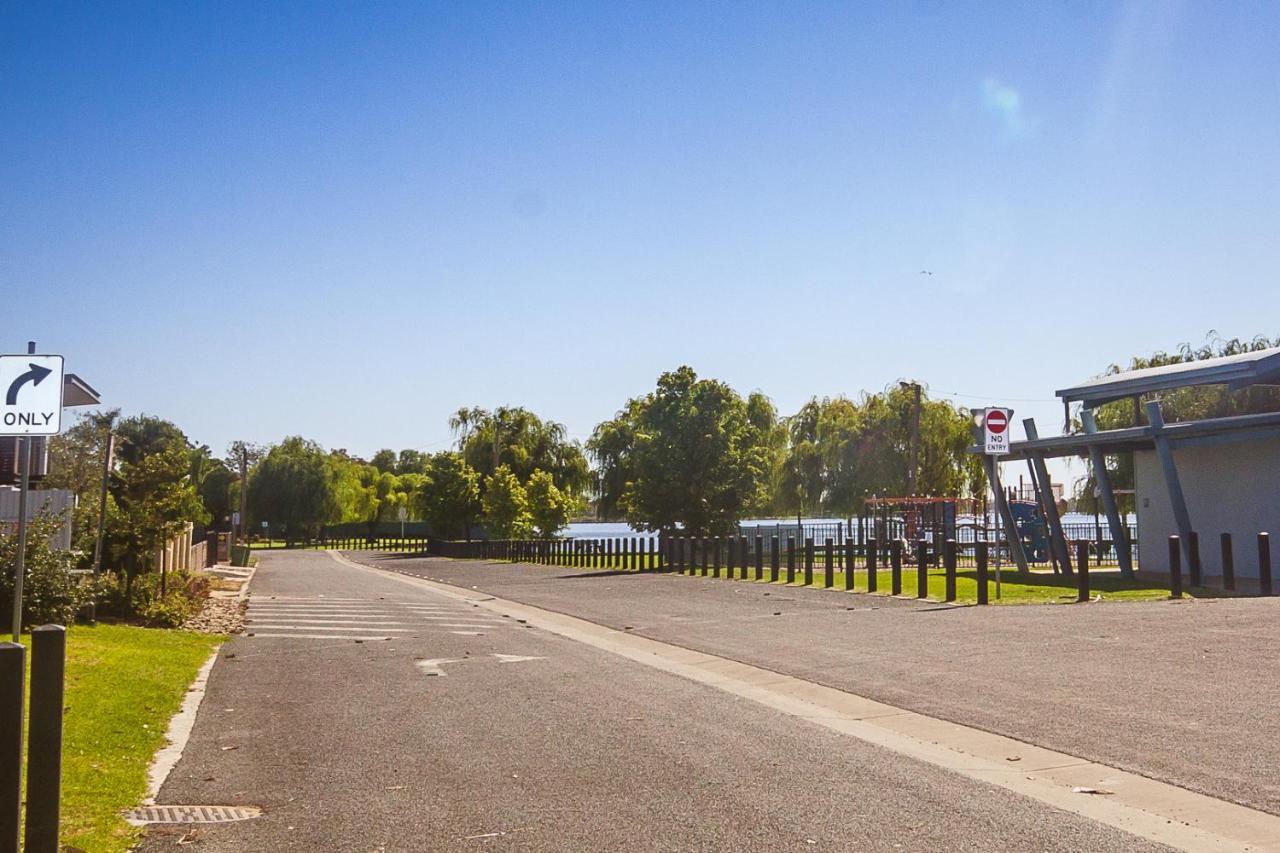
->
left=1023, top=419, right=1073, bottom=576
left=1146, top=401, right=1195, bottom=572
left=1081, top=410, right=1134, bottom=578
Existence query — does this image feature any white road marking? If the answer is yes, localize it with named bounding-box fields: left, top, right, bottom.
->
left=430, top=623, right=503, bottom=629
left=492, top=654, right=546, bottom=664
left=415, top=658, right=461, bottom=676
left=249, top=633, right=394, bottom=640
left=448, top=631, right=485, bottom=636
left=245, top=619, right=408, bottom=626
left=248, top=622, right=409, bottom=627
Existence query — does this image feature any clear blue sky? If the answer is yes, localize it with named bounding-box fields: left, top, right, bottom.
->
left=3, top=1, right=1277, bottom=486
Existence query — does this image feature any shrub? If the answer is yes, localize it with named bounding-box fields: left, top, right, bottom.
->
left=0, top=512, right=91, bottom=627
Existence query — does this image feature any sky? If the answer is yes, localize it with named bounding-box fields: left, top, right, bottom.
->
left=3, top=1, right=1279, bottom=487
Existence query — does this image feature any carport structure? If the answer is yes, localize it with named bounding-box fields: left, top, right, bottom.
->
left=989, top=346, right=1280, bottom=583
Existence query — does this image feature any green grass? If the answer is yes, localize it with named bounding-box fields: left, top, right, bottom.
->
left=34, top=624, right=224, bottom=852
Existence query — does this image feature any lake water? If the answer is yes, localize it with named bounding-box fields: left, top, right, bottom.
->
left=565, top=512, right=1133, bottom=539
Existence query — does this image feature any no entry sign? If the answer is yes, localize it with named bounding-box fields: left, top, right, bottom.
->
left=983, top=408, right=1012, bottom=455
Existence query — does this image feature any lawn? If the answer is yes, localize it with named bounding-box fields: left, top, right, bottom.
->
left=34, top=623, right=224, bottom=852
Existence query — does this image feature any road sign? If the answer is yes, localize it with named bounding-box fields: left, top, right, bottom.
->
left=983, top=407, right=1012, bottom=455
left=0, top=355, right=64, bottom=435
left=261, top=521, right=269, bottom=529
left=232, top=511, right=241, bottom=526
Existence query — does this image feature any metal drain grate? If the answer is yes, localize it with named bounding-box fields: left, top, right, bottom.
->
left=125, top=805, right=262, bottom=824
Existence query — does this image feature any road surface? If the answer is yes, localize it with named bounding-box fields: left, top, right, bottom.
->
left=140, top=550, right=1174, bottom=851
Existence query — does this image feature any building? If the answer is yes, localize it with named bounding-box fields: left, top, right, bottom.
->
left=987, top=346, right=1280, bottom=587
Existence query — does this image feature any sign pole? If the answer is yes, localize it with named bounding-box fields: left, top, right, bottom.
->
left=11, top=436, right=31, bottom=641
left=991, top=455, right=1003, bottom=600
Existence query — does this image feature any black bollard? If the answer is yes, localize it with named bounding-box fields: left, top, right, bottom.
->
left=1260, top=533, right=1272, bottom=596
left=770, top=536, right=780, bottom=583
left=1169, top=535, right=1183, bottom=598
left=755, top=535, right=764, bottom=581
left=0, top=643, right=23, bottom=853
left=917, top=540, right=929, bottom=599
left=844, top=540, right=855, bottom=591
left=867, top=538, right=878, bottom=594
left=944, top=539, right=957, bottom=602
left=804, top=537, right=814, bottom=586
left=1188, top=531, right=1202, bottom=587
left=25, top=626, right=66, bottom=853
left=824, top=538, right=834, bottom=589
left=890, top=540, right=903, bottom=596
left=1075, top=540, right=1090, bottom=603
left=786, top=536, right=796, bottom=584
left=713, top=537, right=722, bottom=578
left=976, top=541, right=989, bottom=605
left=1221, top=533, right=1234, bottom=591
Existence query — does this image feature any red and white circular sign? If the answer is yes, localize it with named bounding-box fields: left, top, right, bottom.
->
left=986, top=409, right=1008, bottom=434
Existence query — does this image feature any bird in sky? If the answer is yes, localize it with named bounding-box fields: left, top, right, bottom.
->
left=919, top=270, right=934, bottom=276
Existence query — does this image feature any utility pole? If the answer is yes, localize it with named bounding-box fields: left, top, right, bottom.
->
left=492, top=410, right=501, bottom=473
left=237, top=445, right=248, bottom=545
left=91, top=425, right=114, bottom=576
left=902, top=381, right=922, bottom=495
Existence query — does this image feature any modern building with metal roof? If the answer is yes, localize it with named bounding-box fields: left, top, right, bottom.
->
left=976, top=349, right=1280, bottom=588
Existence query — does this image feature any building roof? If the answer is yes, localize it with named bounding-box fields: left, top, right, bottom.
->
left=1056, top=346, right=1280, bottom=409
left=975, top=410, right=1280, bottom=461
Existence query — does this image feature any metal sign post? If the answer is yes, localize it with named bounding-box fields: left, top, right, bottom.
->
left=2, top=345, right=66, bottom=640
left=980, top=408, right=1014, bottom=600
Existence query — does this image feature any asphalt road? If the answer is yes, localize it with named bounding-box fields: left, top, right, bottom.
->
left=354, top=550, right=1280, bottom=819
left=139, top=550, right=1168, bottom=852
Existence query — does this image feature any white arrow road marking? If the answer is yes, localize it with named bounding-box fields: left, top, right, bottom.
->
left=492, top=654, right=547, bottom=664
left=415, top=658, right=462, bottom=676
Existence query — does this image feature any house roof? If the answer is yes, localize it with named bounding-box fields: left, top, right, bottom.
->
left=1056, top=346, right=1280, bottom=409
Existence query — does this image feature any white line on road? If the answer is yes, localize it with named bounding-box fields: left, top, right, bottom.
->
left=448, top=631, right=485, bottom=636
left=248, top=633, right=394, bottom=641
left=248, top=622, right=409, bottom=627
left=245, top=619, right=408, bottom=626
left=492, top=654, right=546, bottom=664
left=330, top=549, right=1280, bottom=853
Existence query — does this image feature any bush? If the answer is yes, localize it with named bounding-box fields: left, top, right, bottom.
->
left=0, top=513, right=91, bottom=627
left=92, top=571, right=210, bottom=628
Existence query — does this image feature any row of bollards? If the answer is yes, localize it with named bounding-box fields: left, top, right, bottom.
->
left=0, top=625, right=66, bottom=853
left=1168, top=532, right=1272, bottom=598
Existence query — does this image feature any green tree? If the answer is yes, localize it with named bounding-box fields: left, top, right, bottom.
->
left=450, top=406, right=590, bottom=498
left=526, top=470, right=575, bottom=537
left=414, top=452, right=481, bottom=539
left=370, top=449, right=398, bottom=474
left=396, top=449, right=428, bottom=475
left=481, top=465, right=530, bottom=538
left=115, top=443, right=208, bottom=587
left=589, top=366, right=776, bottom=535
left=248, top=438, right=340, bottom=544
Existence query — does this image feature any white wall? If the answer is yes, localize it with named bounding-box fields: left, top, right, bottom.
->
left=1135, top=435, right=1280, bottom=580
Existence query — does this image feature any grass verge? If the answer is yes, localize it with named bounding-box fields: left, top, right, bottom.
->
left=36, top=624, right=224, bottom=852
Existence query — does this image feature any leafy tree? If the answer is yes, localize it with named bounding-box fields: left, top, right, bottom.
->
left=589, top=366, right=777, bottom=535
left=396, top=449, right=428, bottom=476
left=370, top=449, right=398, bottom=474
left=481, top=465, right=530, bottom=538
left=450, top=407, right=590, bottom=498
left=526, top=470, right=575, bottom=537
left=43, top=410, right=119, bottom=564
left=115, top=415, right=188, bottom=466
left=248, top=438, right=340, bottom=544
left=776, top=388, right=980, bottom=515
left=414, top=453, right=480, bottom=539
left=115, top=443, right=208, bottom=587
